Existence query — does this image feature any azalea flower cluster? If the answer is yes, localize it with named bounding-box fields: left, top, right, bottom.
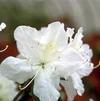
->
left=0, top=22, right=94, bottom=101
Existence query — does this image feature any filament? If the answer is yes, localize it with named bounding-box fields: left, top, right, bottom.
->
left=0, top=45, right=8, bottom=52
left=94, top=61, right=100, bottom=68
left=18, top=69, right=41, bottom=91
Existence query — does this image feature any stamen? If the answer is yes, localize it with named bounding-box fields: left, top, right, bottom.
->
left=94, top=61, right=100, bottom=68
left=0, top=45, right=8, bottom=52
left=18, top=69, right=41, bottom=91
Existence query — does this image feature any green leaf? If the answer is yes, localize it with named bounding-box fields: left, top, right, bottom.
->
left=58, top=97, right=63, bottom=101
left=32, top=94, right=40, bottom=101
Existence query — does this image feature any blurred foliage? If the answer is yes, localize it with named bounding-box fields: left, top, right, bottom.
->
left=0, top=0, right=50, bottom=30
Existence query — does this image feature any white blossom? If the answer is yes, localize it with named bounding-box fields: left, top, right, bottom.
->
left=0, top=22, right=94, bottom=101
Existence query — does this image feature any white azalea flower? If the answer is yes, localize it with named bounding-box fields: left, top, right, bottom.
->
left=0, top=74, right=18, bottom=101
left=0, top=22, right=94, bottom=101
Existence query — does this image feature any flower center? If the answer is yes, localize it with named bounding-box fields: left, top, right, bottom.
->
left=44, top=42, right=56, bottom=56
left=39, top=42, right=57, bottom=68
left=38, top=62, right=45, bottom=69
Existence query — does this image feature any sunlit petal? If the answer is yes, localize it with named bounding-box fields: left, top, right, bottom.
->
left=34, top=69, right=60, bottom=101
left=0, top=56, right=34, bottom=84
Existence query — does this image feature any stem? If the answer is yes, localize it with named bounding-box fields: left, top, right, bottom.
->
left=12, top=91, right=24, bottom=101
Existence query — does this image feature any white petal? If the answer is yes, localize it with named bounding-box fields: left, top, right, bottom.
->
left=61, top=78, right=77, bottom=101
left=71, top=73, right=84, bottom=96
left=0, top=56, right=34, bottom=84
left=77, top=62, right=94, bottom=78
left=68, top=62, right=93, bottom=96
left=79, top=44, right=93, bottom=61
left=69, top=27, right=83, bottom=49
left=66, top=28, right=74, bottom=38
left=62, top=47, right=85, bottom=62
left=51, top=71, right=60, bottom=90
left=34, top=69, right=60, bottom=101
left=66, top=28, right=74, bottom=42
left=14, top=26, right=40, bottom=41
left=55, top=48, right=86, bottom=78
left=0, top=74, right=18, bottom=101
left=40, top=22, right=67, bottom=49
left=14, top=26, right=42, bottom=61
left=55, top=60, right=83, bottom=79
